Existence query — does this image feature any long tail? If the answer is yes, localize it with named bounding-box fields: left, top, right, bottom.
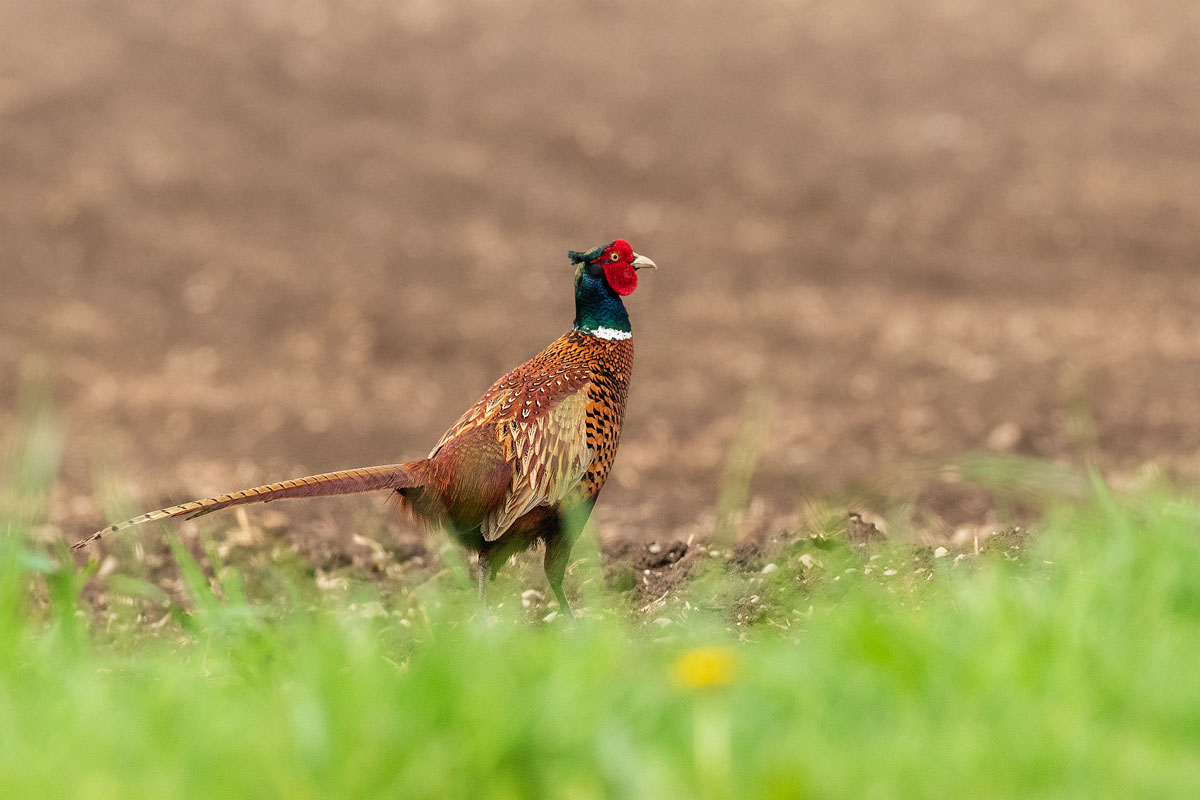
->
left=71, top=462, right=424, bottom=552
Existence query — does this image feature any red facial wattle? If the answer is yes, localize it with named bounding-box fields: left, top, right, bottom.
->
left=599, top=239, right=638, bottom=295
left=603, top=262, right=639, bottom=296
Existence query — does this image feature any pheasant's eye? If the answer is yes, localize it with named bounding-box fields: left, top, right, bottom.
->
left=609, top=252, right=621, bottom=262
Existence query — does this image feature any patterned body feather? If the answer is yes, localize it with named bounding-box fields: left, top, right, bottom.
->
left=394, top=330, right=633, bottom=558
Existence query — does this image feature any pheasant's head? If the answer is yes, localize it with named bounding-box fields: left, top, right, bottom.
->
left=569, top=239, right=657, bottom=339
left=569, top=239, right=658, bottom=296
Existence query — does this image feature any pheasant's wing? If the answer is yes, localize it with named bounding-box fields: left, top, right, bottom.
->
left=428, top=355, right=595, bottom=541
left=482, top=385, right=594, bottom=540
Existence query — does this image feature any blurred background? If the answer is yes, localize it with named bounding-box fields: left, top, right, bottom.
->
left=2, top=0, right=1198, bottom=549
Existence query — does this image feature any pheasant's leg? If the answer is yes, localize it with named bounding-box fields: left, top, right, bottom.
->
left=543, top=533, right=575, bottom=618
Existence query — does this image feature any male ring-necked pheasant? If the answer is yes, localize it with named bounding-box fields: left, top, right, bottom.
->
left=72, top=240, right=657, bottom=616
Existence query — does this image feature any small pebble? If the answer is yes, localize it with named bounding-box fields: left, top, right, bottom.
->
left=883, top=569, right=898, bottom=576
left=652, top=617, right=673, bottom=628
left=934, top=546, right=949, bottom=558
left=761, top=563, right=779, bottom=575
left=647, top=543, right=662, bottom=554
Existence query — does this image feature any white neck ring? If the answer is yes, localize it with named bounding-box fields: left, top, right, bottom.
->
left=582, top=326, right=632, bottom=341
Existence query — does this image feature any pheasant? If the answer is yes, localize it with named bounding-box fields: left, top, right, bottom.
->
left=72, top=240, right=657, bottom=616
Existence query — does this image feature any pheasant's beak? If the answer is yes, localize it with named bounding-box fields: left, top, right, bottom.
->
left=631, top=253, right=657, bottom=271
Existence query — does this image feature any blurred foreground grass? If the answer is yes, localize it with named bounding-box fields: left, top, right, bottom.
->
left=3, top=403, right=1200, bottom=798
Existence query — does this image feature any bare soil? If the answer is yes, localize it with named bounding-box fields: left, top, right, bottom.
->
left=2, top=0, right=1198, bottom=585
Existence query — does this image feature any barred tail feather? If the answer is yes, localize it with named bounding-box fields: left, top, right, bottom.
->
left=71, top=462, right=424, bottom=552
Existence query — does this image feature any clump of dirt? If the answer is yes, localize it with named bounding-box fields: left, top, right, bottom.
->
left=636, top=540, right=689, bottom=570
left=603, top=537, right=701, bottom=602
left=847, top=513, right=886, bottom=546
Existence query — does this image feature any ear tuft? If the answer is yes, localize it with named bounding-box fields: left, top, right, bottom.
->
left=568, top=250, right=586, bottom=264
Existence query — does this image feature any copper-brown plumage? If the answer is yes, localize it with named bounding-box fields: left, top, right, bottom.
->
left=72, top=240, right=656, bottom=615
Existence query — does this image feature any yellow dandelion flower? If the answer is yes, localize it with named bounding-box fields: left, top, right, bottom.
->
left=671, top=646, right=738, bottom=690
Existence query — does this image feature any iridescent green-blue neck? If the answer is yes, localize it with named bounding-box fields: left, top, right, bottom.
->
left=573, top=265, right=631, bottom=338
